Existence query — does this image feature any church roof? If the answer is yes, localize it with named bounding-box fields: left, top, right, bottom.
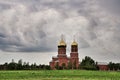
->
left=58, top=37, right=66, bottom=46
left=71, top=41, right=78, bottom=46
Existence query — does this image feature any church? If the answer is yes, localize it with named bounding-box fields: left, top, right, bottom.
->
left=49, top=36, right=79, bottom=69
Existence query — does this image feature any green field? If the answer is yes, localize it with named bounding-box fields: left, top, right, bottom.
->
left=0, top=70, right=120, bottom=80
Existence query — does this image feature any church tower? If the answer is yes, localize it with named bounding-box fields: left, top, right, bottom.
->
left=70, top=39, right=79, bottom=69
left=49, top=35, right=79, bottom=69
left=57, top=35, right=68, bottom=67
left=58, top=35, right=67, bottom=57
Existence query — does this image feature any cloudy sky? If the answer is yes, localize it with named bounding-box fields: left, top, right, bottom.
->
left=0, top=0, right=120, bottom=64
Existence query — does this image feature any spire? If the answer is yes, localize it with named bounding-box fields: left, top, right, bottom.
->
left=58, top=34, right=66, bottom=46
left=61, top=34, right=64, bottom=41
left=71, top=35, right=78, bottom=46
left=73, top=35, right=75, bottom=42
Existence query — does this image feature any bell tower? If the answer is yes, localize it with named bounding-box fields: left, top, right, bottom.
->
left=70, top=38, right=79, bottom=69
left=58, top=35, right=66, bottom=56
left=57, top=35, right=68, bottom=67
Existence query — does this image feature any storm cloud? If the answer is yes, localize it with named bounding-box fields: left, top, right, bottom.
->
left=0, top=0, right=120, bottom=63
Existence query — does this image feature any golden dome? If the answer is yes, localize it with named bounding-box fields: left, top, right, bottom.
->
left=58, top=39, right=66, bottom=46
left=71, top=41, right=78, bottom=46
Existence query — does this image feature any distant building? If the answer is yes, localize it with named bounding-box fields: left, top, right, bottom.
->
left=49, top=36, right=79, bottom=69
left=97, top=62, right=109, bottom=70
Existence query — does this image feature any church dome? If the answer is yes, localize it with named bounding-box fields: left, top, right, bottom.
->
left=71, top=41, right=78, bottom=46
left=58, top=39, right=66, bottom=46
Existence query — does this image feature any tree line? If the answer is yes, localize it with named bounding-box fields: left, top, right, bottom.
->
left=108, top=62, right=120, bottom=71
left=0, top=56, right=120, bottom=70
left=0, top=59, right=50, bottom=70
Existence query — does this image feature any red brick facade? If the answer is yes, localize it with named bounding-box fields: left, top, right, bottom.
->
left=97, top=62, right=109, bottom=70
left=49, top=39, right=79, bottom=69
left=98, top=65, right=109, bottom=70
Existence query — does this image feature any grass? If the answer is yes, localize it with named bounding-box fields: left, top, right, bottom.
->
left=0, top=70, right=120, bottom=80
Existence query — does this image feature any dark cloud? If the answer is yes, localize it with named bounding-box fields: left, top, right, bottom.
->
left=18, top=46, right=51, bottom=52
left=0, top=0, right=120, bottom=64
left=0, top=33, right=6, bottom=38
left=97, top=0, right=120, bottom=15
left=0, top=0, right=119, bottom=58
left=0, top=3, right=11, bottom=10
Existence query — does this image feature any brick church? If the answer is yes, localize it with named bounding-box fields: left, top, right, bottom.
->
left=49, top=36, right=79, bottom=69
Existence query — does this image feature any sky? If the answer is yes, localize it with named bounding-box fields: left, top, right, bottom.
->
left=0, top=0, right=120, bottom=65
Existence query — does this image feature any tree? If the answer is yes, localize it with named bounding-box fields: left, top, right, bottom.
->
left=3, top=62, right=8, bottom=70
left=8, top=63, right=17, bottom=70
left=31, top=63, right=37, bottom=70
left=45, top=65, right=51, bottom=70
left=108, top=62, right=114, bottom=70
left=17, top=59, right=23, bottom=70
left=80, top=56, right=97, bottom=70
left=7, top=59, right=17, bottom=70
left=108, top=62, right=120, bottom=71
left=22, top=62, right=30, bottom=70
left=26, top=62, right=30, bottom=70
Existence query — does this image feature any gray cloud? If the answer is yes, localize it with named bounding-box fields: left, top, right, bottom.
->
left=0, top=0, right=120, bottom=63
left=97, top=0, right=120, bottom=16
